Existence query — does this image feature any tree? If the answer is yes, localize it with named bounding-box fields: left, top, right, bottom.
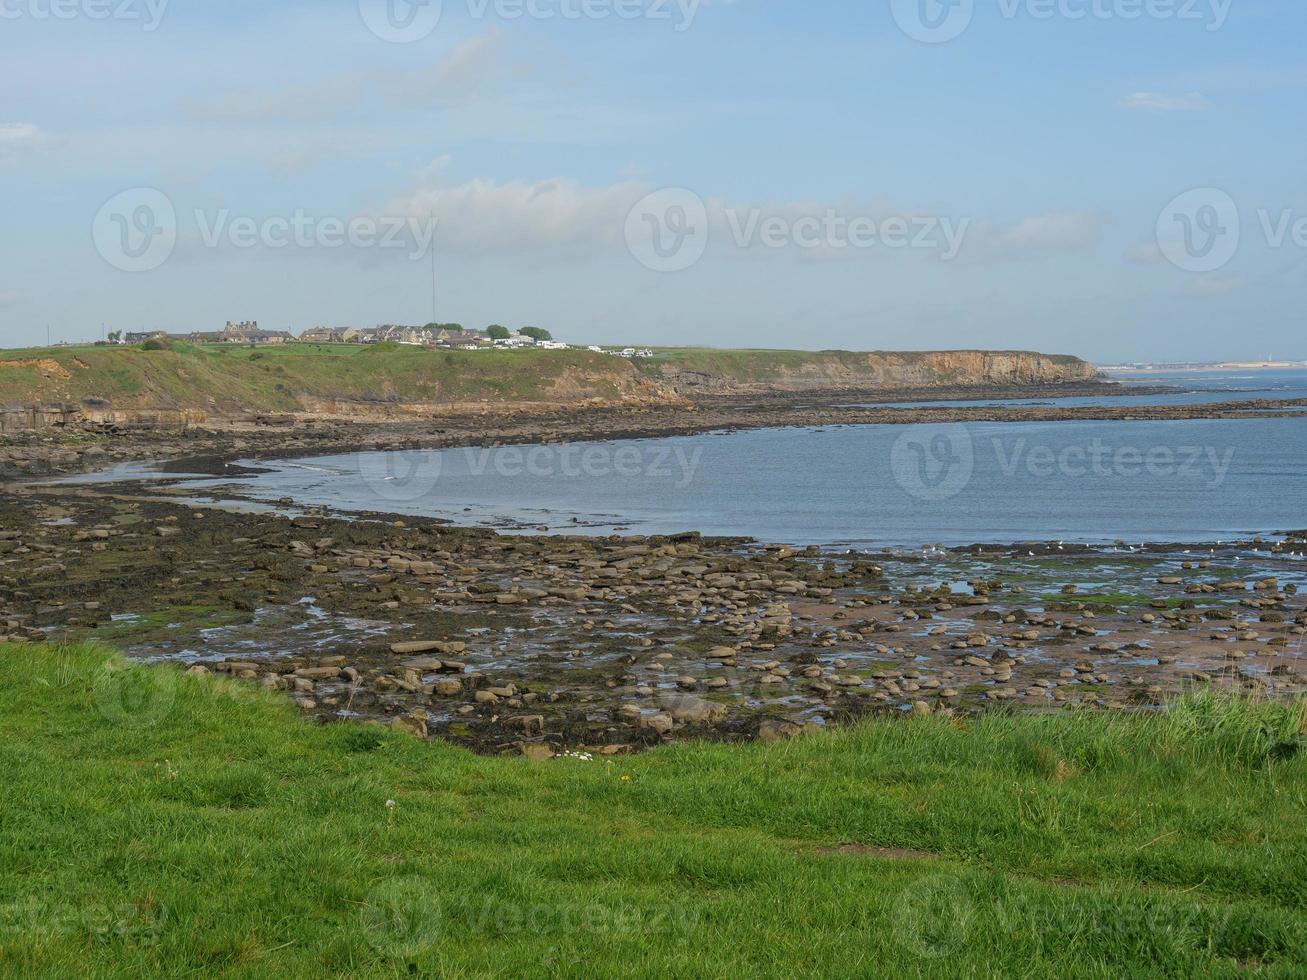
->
left=107, top=330, right=123, bottom=344
left=520, top=326, right=553, bottom=343
left=486, top=325, right=510, bottom=341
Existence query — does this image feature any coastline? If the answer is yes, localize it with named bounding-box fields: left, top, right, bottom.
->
left=5, top=380, right=1305, bottom=482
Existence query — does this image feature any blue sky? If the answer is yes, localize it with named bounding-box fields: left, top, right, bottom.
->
left=1, top=0, right=1304, bottom=361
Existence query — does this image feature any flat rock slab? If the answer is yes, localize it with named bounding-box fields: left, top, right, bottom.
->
left=390, top=640, right=467, bottom=655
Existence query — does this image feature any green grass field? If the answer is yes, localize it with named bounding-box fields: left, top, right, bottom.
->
left=0, top=342, right=644, bottom=413
left=1, top=643, right=1303, bottom=977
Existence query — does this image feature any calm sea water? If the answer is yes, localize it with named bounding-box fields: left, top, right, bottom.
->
left=845, top=368, right=1307, bottom=411
left=147, top=415, right=1307, bottom=548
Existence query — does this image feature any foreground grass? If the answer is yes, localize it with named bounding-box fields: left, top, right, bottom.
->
left=1, top=645, right=1304, bottom=977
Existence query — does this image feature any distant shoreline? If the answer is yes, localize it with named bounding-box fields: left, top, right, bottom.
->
left=1102, top=362, right=1307, bottom=373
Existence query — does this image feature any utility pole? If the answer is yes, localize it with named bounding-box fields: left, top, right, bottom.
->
left=430, top=211, right=437, bottom=326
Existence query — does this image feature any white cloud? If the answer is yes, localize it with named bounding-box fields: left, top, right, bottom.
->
left=955, top=211, right=1106, bottom=262
left=1118, top=92, right=1208, bottom=112
left=387, top=169, right=1102, bottom=267
left=389, top=175, right=644, bottom=257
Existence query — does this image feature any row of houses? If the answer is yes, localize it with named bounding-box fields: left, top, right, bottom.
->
left=300, top=325, right=570, bottom=350
left=125, top=321, right=294, bottom=346
left=120, top=322, right=572, bottom=351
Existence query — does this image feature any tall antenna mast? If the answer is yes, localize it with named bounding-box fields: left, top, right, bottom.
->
left=430, top=211, right=437, bottom=325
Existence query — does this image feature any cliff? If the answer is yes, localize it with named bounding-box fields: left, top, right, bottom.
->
left=644, top=349, right=1101, bottom=394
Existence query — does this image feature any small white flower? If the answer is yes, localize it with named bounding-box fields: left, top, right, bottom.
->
left=385, top=799, right=396, bottom=810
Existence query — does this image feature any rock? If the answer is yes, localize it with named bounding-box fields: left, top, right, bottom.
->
left=911, top=701, right=932, bottom=718
left=390, top=640, right=466, bottom=656
left=520, top=744, right=555, bottom=761
left=433, top=679, right=463, bottom=697
left=642, top=713, right=675, bottom=735
left=667, top=697, right=728, bottom=725
left=758, top=719, right=803, bottom=742
left=295, top=666, right=342, bottom=680
left=389, top=712, right=428, bottom=739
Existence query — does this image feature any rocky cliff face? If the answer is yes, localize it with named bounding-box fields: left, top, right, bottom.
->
left=0, top=347, right=1101, bottom=431
left=653, top=350, right=1100, bottom=394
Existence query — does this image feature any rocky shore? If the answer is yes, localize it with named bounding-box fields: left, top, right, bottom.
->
left=3, top=382, right=1304, bottom=481
left=4, top=382, right=1305, bottom=755
left=3, top=477, right=1304, bottom=756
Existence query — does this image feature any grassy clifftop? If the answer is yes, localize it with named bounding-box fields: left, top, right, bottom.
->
left=0, top=343, right=660, bottom=415
left=0, top=343, right=1100, bottom=417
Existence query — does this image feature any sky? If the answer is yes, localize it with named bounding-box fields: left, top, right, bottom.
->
left=1, top=0, right=1305, bottom=362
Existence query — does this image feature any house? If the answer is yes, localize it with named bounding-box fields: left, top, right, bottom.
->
left=494, top=332, right=536, bottom=349
left=440, top=333, right=488, bottom=349
left=126, top=331, right=168, bottom=344
left=300, top=326, right=359, bottom=344
left=365, top=325, right=426, bottom=345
